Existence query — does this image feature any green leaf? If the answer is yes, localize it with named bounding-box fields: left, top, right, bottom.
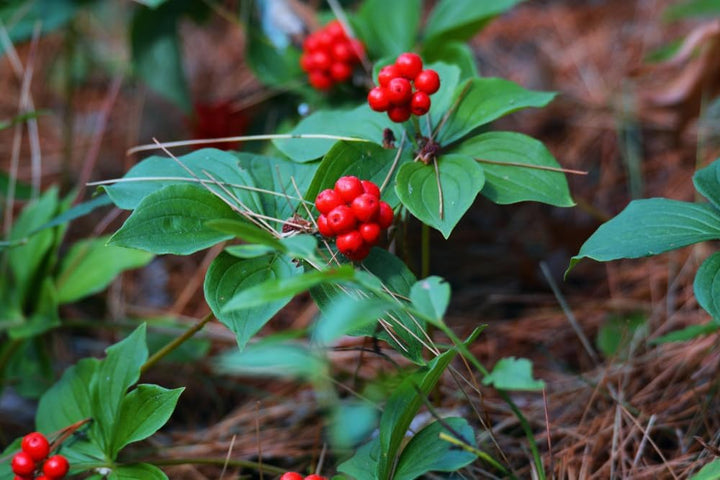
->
left=0, top=0, right=78, bottom=46
left=438, top=78, right=556, bottom=145
left=694, top=159, right=720, bottom=210
left=109, top=185, right=238, bottom=255
left=214, top=339, right=326, bottom=379
left=409, top=276, right=450, bottom=325
left=689, top=459, right=720, bottom=480
left=313, top=295, right=393, bottom=344
left=378, top=351, right=457, bottom=478
left=569, top=199, right=720, bottom=272
left=338, top=438, right=380, bottom=480
left=135, top=0, right=170, bottom=7
left=9, top=278, right=59, bottom=339
left=422, top=42, right=478, bottom=81
left=423, top=63, right=462, bottom=138
left=330, top=401, right=379, bottom=449
left=394, top=418, right=477, bottom=480
left=110, top=384, right=183, bottom=458
left=207, top=218, right=285, bottom=250
left=354, top=0, right=421, bottom=58
left=204, top=252, right=301, bottom=349
left=650, top=323, right=719, bottom=344
left=55, top=236, right=154, bottom=304
left=424, top=0, right=524, bottom=46
left=664, top=0, right=720, bottom=20
left=109, top=463, right=168, bottom=480
left=694, top=251, right=720, bottom=320
left=454, top=131, right=575, bottom=206
left=246, top=27, right=301, bottom=87
left=596, top=313, right=647, bottom=359
left=32, top=194, right=113, bottom=233
left=0, top=171, right=31, bottom=200
left=395, top=154, right=485, bottom=239
left=482, top=357, right=545, bottom=391
left=130, top=5, right=190, bottom=111
left=306, top=141, right=411, bottom=208
left=272, top=105, right=390, bottom=163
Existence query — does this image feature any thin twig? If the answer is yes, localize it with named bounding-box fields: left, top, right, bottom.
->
left=380, top=130, right=407, bottom=193
left=140, top=313, right=214, bottom=375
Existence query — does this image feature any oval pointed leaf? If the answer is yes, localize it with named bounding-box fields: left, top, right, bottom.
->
left=695, top=251, right=720, bottom=320
left=395, top=155, right=485, bottom=239
left=694, top=159, right=720, bottom=210
left=110, top=463, right=167, bottom=480
left=482, top=357, right=545, bottom=391
left=438, top=78, right=556, bottom=145
left=569, top=199, right=720, bottom=272
left=204, top=252, right=301, bottom=349
left=424, top=0, right=524, bottom=46
left=354, top=0, right=421, bottom=58
left=109, top=185, right=238, bottom=255
left=454, top=131, right=574, bottom=206
left=410, top=276, right=450, bottom=325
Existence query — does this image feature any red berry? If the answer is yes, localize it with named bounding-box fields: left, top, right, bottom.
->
left=300, top=53, right=314, bottom=72
left=334, top=176, right=364, bottom=203
left=315, top=189, right=344, bottom=215
left=410, top=91, right=431, bottom=116
left=42, top=455, right=69, bottom=478
left=303, top=34, right=321, bottom=52
left=359, top=222, right=382, bottom=245
left=310, top=51, right=332, bottom=72
left=377, top=201, right=394, bottom=229
left=21, top=432, right=50, bottom=461
left=305, top=475, right=328, bottom=480
left=11, top=452, right=35, bottom=476
left=308, top=71, right=333, bottom=91
left=361, top=180, right=381, bottom=197
left=351, top=193, right=380, bottom=222
left=378, top=64, right=400, bottom=87
left=316, top=214, right=334, bottom=237
left=387, top=104, right=411, bottom=123
left=414, top=69, right=440, bottom=94
left=367, top=87, right=390, bottom=112
left=330, top=61, right=353, bottom=82
left=395, top=52, right=423, bottom=79
left=336, top=231, right=365, bottom=258
left=325, top=20, right=346, bottom=40
left=317, top=30, right=334, bottom=50
left=387, top=77, right=412, bottom=105
left=331, top=42, right=354, bottom=63
left=35, top=477, right=51, bottom=480
left=280, top=473, right=304, bottom=480
left=326, top=205, right=357, bottom=235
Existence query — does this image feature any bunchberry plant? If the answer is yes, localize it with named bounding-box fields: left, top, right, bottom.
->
left=301, top=20, right=365, bottom=91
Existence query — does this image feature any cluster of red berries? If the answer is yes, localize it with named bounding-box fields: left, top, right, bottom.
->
left=280, top=473, right=326, bottom=480
left=367, top=52, right=440, bottom=122
left=315, top=176, right=393, bottom=261
left=10, top=432, right=69, bottom=479
left=300, top=20, right=364, bottom=91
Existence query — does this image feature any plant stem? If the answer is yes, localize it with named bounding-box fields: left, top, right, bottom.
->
left=140, top=313, right=214, bottom=375
left=421, top=222, right=430, bottom=279
left=438, top=432, right=513, bottom=477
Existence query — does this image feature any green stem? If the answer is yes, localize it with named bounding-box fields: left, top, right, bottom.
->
left=146, top=457, right=285, bottom=474
left=421, top=222, right=430, bottom=279
left=438, top=432, right=513, bottom=477
left=140, top=313, right=213, bottom=375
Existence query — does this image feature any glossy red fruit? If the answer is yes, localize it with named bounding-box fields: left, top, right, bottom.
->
left=326, top=205, right=357, bottom=235
left=21, top=432, right=50, bottom=461
left=316, top=214, right=334, bottom=237
left=414, top=69, right=440, bottom=94
left=317, top=30, right=334, bottom=50
left=280, top=473, right=304, bottom=480
left=367, top=87, right=390, bottom=112
left=361, top=179, right=381, bottom=197
left=325, top=20, right=346, bottom=40
left=410, top=91, right=431, bottom=116
left=351, top=193, right=380, bottom=222
left=334, top=176, right=364, bottom=203
left=300, top=53, right=314, bottom=72
left=330, top=61, right=353, bottom=82
left=332, top=42, right=354, bottom=62
left=377, top=201, right=394, bottom=229
left=310, top=51, right=332, bottom=72
left=303, top=34, right=320, bottom=52
left=304, top=475, right=328, bottom=480
left=315, top=188, right=344, bottom=215
left=387, top=77, right=412, bottom=105
left=395, top=52, right=423, bottom=79
left=336, top=231, right=365, bottom=258
left=11, top=452, right=35, bottom=476
left=359, top=222, right=382, bottom=245
left=377, top=64, right=400, bottom=87
left=42, top=455, right=69, bottom=478
left=387, top=104, right=411, bottom=123
left=308, top=71, right=333, bottom=91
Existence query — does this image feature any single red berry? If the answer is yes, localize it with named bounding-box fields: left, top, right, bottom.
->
left=315, top=189, right=344, bottom=215
left=316, top=214, right=334, bottom=237
left=367, top=87, right=390, bottom=112
left=386, top=77, right=412, bottom=105
left=361, top=180, right=381, bottom=197
left=300, top=53, right=314, bottom=72
left=308, top=71, right=333, bottom=91
left=377, top=201, right=394, bottom=229
left=316, top=30, right=334, bottom=50
left=326, top=205, right=357, bottom=235
left=331, top=42, right=354, bottom=63
left=310, top=51, right=332, bottom=72
left=330, top=61, right=353, bottom=82
left=334, top=175, right=364, bottom=203
left=377, top=64, right=400, bottom=87
left=35, top=476, right=51, bottom=480
left=336, top=231, right=365, bottom=258
left=304, top=475, right=328, bottom=480
left=11, top=451, right=36, bottom=476
left=325, top=20, right=346, bottom=40
left=410, top=91, right=431, bottom=116
left=351, top=193, right=380, bottom=222
left=414, top=69, right=440, bottom=94
left=280, top=473, right=304, bottom=480
left=359, top=222, right=382, bottom=245
left=395, top=52, right=423, bottom=79
left=387, top=104, right=411, bottom=123
left=21, top=432, right=50, bottom=461
left=42, top=455, right=69, bottom=478
left=302, top=34, right=321, bottom=52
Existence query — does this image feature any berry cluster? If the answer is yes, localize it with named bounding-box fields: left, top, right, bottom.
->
left=367, top=52, right=440, bottom=122
left=280, top=473, right=326, bottom=480
left=300, top=20, right=364, bottom=91
left=315, top=176, right=393, bottom=261
left=11, top=432, right=69, bottom=479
